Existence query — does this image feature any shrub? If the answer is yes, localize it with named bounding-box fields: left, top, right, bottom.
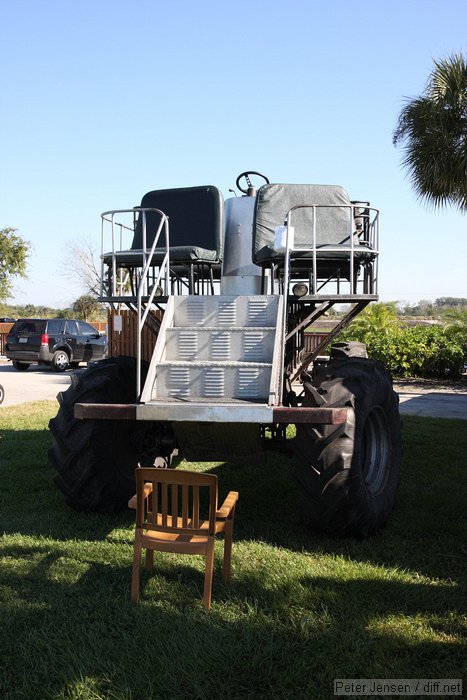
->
left=340, top=306, right=466, bottom=378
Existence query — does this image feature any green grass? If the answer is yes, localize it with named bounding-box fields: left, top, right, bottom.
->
left=1, top=402, right=466, bottom=699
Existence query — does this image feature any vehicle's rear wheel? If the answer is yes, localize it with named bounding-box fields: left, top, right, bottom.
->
left=49, top=356, right=175, bottom=513
left=12, top=360, right=30, bottom=371
left=52, top=349, right=70, bottom=372
left=294, top=357, right=401, bottom=538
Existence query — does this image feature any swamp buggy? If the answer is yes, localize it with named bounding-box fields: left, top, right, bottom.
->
left=49, top=171, right=401, bottom=537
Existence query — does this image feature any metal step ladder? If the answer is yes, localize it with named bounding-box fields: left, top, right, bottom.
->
left=139, top=296, right=283, bottom=419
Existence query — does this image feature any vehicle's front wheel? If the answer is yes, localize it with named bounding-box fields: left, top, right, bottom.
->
left=294, top=357, right=401, bottom=538
left=49, top=356, right=176, bottom=513
left=52, top=349, right=70, bottom=372
left=12, top=360, right=30, bottom=371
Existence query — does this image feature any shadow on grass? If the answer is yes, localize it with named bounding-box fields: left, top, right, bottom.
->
left=0, top=537, right=464, bottom=700
left=1, top=414, right=466, bottom=585
left=206, top=430, right=467, bottom=584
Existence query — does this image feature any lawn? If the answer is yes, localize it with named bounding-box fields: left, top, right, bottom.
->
left=0, top=401, right=466, bottom=699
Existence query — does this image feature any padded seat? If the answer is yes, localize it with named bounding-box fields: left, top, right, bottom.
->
left=108, top=245, right=220, bottom=264
left=102, top=185, right=224, bottom=294
left=253, top=183, right=375, bottom=262
left=252, top=183, right=377, bottom=292
left=103, top=186, right=224, bottom=262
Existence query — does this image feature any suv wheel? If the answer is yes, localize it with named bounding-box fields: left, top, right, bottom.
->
left=52, top=350, right=70, bottom=372
left=12, top=360, right=30, bottom=371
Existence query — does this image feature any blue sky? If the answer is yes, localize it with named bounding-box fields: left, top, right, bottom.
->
left=1, top=0, right=466, bottom=308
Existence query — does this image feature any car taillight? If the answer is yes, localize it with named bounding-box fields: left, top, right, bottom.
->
left=41, top=333, right=49, bottom=346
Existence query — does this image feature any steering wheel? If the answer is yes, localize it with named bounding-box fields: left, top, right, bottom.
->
left=235, top=171, right=270, bottom=194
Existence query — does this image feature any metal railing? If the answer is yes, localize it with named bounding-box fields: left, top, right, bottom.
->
left=100, top=208, right=171, bottom=397
left=277, top=203, right=380, bottom=404
left=282, top=203, right=380, bottom=295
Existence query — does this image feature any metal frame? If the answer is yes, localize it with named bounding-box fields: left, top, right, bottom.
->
left=78, top=191, right=381, bottom=427
left=269, top=203, right=379, bottom=404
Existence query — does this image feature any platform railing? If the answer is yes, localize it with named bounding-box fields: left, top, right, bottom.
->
left=100, top=208, right=170, bottom=298
left=277, top=203, right=380, bottom=403
left=100, top=208, right=170, bottom=398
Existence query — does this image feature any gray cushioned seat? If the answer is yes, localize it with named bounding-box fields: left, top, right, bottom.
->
left=252, top=183, right=376, bottom=267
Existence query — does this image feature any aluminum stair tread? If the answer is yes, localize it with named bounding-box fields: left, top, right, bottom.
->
left=144, top=396, right=269, bottom=405
left=157, top=360, right=273, bottom=367
left=136, top=399, right=275, bottom=423
left=167, top=326, right=276, bottom=331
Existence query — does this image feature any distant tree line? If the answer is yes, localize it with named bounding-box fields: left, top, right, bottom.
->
left=397, top=298, right=467, bottom=318
left=0, top=295, right=106, bottom=322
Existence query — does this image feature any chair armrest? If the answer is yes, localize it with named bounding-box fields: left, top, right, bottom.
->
left=216, top=491, right=239, bottom=518
left=128, top=482, right=154, bottom=510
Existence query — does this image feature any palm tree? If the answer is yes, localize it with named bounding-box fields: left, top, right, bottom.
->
left=393, top=52, right=467, bottom=212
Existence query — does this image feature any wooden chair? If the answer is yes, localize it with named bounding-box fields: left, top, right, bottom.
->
left=129, top=467, right=239, bottom=609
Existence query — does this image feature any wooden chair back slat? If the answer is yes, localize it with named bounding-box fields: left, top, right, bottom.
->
left=161, top=482, right=168, bottom=527
left=193, top=486, right=200, bottom=529
left=136, top=469, right=218, bottom=536
left=182, top=484, right=189, bottom=528
left=171, top=483, right=178, bottom=526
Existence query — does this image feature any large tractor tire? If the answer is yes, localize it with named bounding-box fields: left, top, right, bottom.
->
left=49, top=356, right=174, bottom=514
left=294, top=357, right=401, bottom=538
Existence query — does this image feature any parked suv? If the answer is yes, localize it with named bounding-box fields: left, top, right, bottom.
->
left=5, top=319, right=107, bottom=371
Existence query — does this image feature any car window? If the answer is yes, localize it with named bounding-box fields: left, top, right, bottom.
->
left=12, top=320, right=45, bottom=334
left=64, top=321, right=79, bottom=335
left=46, top=320, right=63, bottom=334
left=78, top=322, right=99, bottom=337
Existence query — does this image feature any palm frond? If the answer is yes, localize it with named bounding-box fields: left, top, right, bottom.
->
left=393, top=52, right=467, bottom=213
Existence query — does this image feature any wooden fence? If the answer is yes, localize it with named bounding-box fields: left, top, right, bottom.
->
left=0, top=323, right=14, bottom=356
left=107, top=310, right=161, bottom=363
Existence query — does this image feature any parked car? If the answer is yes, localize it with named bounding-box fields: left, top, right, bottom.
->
left=5, top=318, right=107, bottom=371
left=0, top=317, right=16, bottom=322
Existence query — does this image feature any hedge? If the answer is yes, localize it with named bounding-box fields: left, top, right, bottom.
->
left=340, top=322, right=466, bottom=378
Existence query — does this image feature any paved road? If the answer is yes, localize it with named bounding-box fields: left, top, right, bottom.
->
left=1, top=358, right=466, bottom=420
left=0, top=360, right=72, bottom=408
left=397, top=389, right=467, bottom=420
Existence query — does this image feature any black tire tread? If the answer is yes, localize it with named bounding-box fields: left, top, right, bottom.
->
left=294, top=357, right=401, bottom=537
left=49, top=356, right=149, bottom=513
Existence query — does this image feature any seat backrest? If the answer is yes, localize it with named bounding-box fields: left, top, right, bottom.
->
left=135, top=467, right=218, bottom=537
left=132, top=185, right=224, bottom=260
left=252, top=183, right=353, bottom=264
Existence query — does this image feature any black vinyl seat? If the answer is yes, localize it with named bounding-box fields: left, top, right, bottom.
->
left=102, top=185, right=224, bottom=294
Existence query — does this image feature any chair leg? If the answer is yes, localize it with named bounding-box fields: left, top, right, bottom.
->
left=222, top=520, right=233, bottom=582
left=131, top=540, right=142, bottom=603
left=203, top=539, right=215, bottom=610
left=145, top=548, right=154, bottom=572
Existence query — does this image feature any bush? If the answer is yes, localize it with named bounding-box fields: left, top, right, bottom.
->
left=340, top=306, right=466, bottom=378
left=393, top=326, right=465, bottom=377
